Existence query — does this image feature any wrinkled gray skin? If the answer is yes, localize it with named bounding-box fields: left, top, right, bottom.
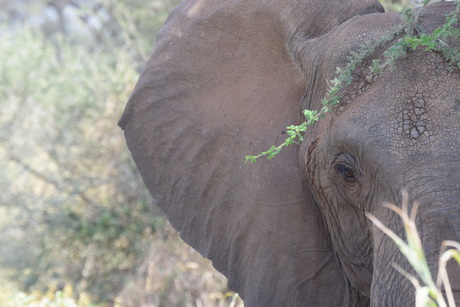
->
left=119, top=0, right=460, bottom=306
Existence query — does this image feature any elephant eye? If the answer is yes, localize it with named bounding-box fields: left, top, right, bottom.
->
left=335, top=163, right=357, bottom=183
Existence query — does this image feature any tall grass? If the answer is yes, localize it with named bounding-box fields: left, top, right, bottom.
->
left=367, top=190, right=460, bottom=306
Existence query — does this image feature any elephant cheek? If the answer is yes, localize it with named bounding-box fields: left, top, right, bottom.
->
left=370, top=227, right=414, bottom=306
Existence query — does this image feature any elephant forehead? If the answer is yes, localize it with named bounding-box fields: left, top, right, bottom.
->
left=345, top=51, right=460, bottom=164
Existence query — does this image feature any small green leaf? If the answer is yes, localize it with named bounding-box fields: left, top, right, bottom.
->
left=303, top=109, right=318, bottom=119
left=244, top=155, right=257, bottom=164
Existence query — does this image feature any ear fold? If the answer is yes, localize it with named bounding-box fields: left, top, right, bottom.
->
left=263, top=0, right=384, bottom=40
left=120, top=0, right=381, bottom=305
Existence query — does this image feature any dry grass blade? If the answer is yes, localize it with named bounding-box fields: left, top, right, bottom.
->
left=392, top=263, right=437, bottom=307
left=437, top=241, right=460, bottom=307
left=367, top=189, right=454, bottom=307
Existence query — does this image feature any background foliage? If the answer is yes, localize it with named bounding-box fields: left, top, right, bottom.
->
left=382, top=0, right=421, bottom=11
left=0, top=0, right=429, bottom=306
left=0, top=0, right=242, bottom=305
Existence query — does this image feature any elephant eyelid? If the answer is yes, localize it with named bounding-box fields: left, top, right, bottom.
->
left=335, top=163, right=357, bottom=182
left=333, top=153, right=360, bottom=183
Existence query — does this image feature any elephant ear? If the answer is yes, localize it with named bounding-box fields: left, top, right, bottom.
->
left=119, top=0, right=382, bottom=305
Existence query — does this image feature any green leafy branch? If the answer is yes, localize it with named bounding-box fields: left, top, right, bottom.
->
left=380, top=1, right=460, bottom=71
left=245, top=31, right=398, bottom=163
left=245, top=27, right=402, bottom=163
left=246, top=0, right=460, bottom=163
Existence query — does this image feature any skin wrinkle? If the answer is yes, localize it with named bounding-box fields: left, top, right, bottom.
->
left=308, top=139, right=374, bottom=295
left=340, top=204, right=372, bottom=261
left=305, top=135, right=366, bottom=304
left=307, top=118, right=375, bottom=297
left=372, top=230, right=411, bottom=305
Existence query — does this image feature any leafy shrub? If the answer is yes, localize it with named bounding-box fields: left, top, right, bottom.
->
left=0, top=22, right=157, bottom=302
left=0, top=1, right=242, bottom=305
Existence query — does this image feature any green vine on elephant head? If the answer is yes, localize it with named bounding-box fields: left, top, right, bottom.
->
left=245, top=0, right=460, bottom=163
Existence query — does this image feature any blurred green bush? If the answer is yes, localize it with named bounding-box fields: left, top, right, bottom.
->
left=380, top=0, right=420, bottom=11
left=0, top=3, right=164, bottom=304
left=0, top=1, right=244, bottom=306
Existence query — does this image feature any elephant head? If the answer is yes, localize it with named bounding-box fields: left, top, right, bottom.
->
left=119, top=1, right=460, bottom=306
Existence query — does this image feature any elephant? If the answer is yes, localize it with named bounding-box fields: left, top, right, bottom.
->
left=119, top=0, right=460, bottom=306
